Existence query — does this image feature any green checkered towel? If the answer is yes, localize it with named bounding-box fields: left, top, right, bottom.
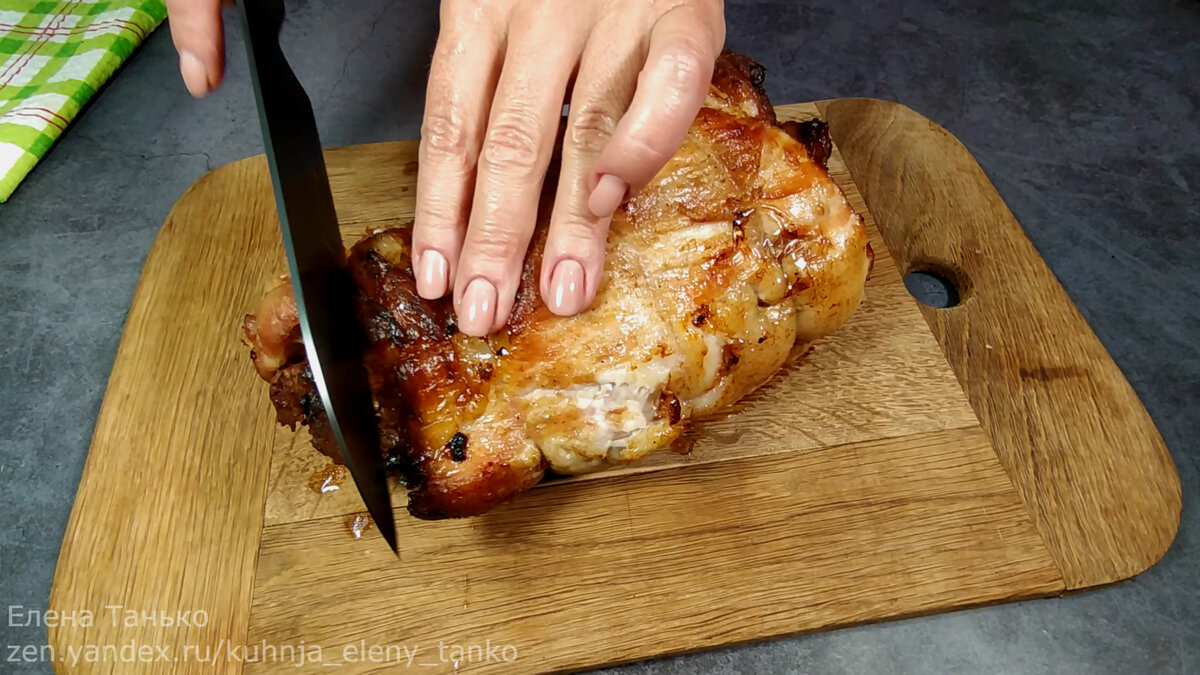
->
left=0, top=0, right=166, bottom=202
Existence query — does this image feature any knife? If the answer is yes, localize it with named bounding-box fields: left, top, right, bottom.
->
left=235, top=0, right=397, bottom=553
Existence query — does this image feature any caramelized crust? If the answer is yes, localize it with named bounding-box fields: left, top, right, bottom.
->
left=243, top=51, right=872, bottom=519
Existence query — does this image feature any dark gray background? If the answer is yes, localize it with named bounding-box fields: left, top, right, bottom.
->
left=2, top=0, right=1196, bottom=672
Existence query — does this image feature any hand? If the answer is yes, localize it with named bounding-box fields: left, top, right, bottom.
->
left=163, top=0, right=726, bottom=337
left=164, top=0, right=230, bottom=97
left=415, top=0, right=725, bottom=335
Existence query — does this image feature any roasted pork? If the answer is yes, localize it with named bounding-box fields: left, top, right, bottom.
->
left=243, top=51, right=873, bottom=519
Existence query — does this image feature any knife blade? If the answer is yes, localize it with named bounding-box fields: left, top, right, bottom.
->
left=236, top=0, right=397, bottom=553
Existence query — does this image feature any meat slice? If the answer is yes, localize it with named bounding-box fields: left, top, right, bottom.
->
left=243, top=51, right=873, bottom=519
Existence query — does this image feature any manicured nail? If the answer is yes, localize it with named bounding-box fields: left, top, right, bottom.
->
left=587, top=174, right=628, bottom=218
left=415, top=250, right=449, bottom=298
left=179, top=51, right=210, bottom=98
left=548, top=259, right=586, bottom=316
left=458, top=278, right=497, bottom=337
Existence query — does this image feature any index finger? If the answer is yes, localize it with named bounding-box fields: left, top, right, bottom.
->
left=586, top=3, right=724, bottom=218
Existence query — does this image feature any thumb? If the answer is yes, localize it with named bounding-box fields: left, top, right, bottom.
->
left=586, top=4, right=722, bottom=218
left=165, top=0, right=227, bottom=98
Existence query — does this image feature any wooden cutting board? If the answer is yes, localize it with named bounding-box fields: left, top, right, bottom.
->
left=48, top=99, right=1180, bottom=674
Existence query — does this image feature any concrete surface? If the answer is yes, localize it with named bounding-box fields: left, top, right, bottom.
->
left=2, top=0, right=1197, bottom=672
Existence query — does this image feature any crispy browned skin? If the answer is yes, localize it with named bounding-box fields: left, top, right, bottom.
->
left=243, top=52, right=872, bottom=519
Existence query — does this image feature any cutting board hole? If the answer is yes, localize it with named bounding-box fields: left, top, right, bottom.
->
left=904, top=268, right=961, bottom=308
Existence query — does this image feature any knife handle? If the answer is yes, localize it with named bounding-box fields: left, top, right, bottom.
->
left=237, top=0, right=287, bottom=55
left=260, top=0, right=284, bottom=36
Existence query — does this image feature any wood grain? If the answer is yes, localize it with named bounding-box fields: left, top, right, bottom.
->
left=816, top=98, right=1182, bottom=588
left=47, top=170, right=284, bottom=674
left=246, top=427, right=1061, bottom=674
left=46, top=100, right=1177, bottom=675
left=260, top=143, right=980, bottom=526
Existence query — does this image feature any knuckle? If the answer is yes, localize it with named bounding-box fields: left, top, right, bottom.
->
left=623, top=128, right=674, bottom=168
left=657, top=40, right=710, bottom=90
left=550, top=226, right=604, bottom=261
left=421, top=110, right=471, bottom=160
left=467, top=228, right=524, bottom=267
left=711, top=12, right=727, bottom=49
left=415, top=197, right=463, bottom=231
left=480, top=117, right=541, bottom=172
left=568, top=105, right=618, bottom=155
left=441, top=0, right=483, bottom=17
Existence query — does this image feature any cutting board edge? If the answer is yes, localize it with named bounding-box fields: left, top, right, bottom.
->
left=813, top=96, right=1182, bottom=588
left=45, top=97, right=1181, bottom=674
left=47, top=154, right=281, bottom=675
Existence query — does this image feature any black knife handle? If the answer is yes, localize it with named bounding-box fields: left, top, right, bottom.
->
left=247, top=0, right=284, bottom=34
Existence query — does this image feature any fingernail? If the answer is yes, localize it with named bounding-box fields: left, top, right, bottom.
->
left=548, top=259, right=586, bottom=316
left=458, top=278, right=497, bottom=337
left=179, top=50, right=210, bottom=98
left=416, top=250, right=449, bottom=298
left=588, top=174, right=628, bottom=218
